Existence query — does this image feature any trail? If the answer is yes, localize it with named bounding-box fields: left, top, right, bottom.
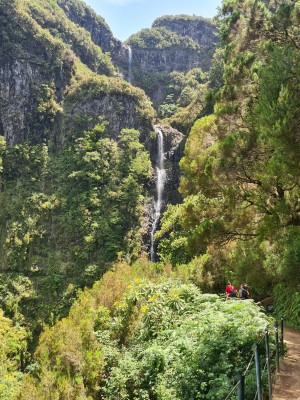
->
left=273, top=327, right=300, bottom=400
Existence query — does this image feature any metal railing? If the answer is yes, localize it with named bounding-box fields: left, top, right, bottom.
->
left=224, top=318, right=284, bottom=400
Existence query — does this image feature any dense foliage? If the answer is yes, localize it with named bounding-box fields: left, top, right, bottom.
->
left=24, top=0, right=115, bottom=76
left=15, top=261, right=274, bottom=400
left=153, top=14, right=212, bottom=26
left=0, top=310, right=28, bottom=399
left=157, top=0, right=300, bottom=312
left=127, top=27, right=199, bottom=50
left=0, top=123, right=152, bottom=335
left=0, top=0, right=114, bottom=77
left=0, top=0, right=299, bottom=398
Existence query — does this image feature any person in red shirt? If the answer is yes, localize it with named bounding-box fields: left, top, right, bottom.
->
left=225, top=282, right=237, bottom=299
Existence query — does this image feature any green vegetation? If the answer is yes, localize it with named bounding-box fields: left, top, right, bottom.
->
left=0, top=0, right=299, bottom=397
left=0, top=122, right=152, bottom=338
left=56, top=0, right=111, bottom=31
left=24, top=0, right=115, bottom=76
left=153, top=14, right=212, bottom=26
left=0, top=310, right=28, bottom=400
left=0, top=0, right=74, bottom=69
left=131, top=67, right=209, bottom=133
left=127, top=27, right=199, bottom=50
left=157, top=0, right=300, bottom=321
left=14, top=261, right=274, bottom=399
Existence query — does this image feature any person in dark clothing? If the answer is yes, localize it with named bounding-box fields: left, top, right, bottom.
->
left=239, top=283, right=249, bottom=299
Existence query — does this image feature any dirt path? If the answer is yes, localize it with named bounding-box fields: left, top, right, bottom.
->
left=273, top=327, right=300, bottom=400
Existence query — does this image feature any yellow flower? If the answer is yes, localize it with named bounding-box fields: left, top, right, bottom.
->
left=169, top=289, right=181, bottom=298
left=141, top=305, right=148, bottom=314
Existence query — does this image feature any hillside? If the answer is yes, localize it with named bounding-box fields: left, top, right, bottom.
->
left=0, top=0, right=155, bottom=145
left=0, top=0, right=157, bottom=346
left=0, top=0, right=207, bottom=354
left=0, top=0, right=300, bottom=398
left=126, top=15, right=217, bottom=121
left=157, top=0, right=300, bottom=306
left=14, top=261, right=274, bottom=399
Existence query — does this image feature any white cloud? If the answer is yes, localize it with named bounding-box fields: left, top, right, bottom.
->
left=104, top=0, right=145, bottom=5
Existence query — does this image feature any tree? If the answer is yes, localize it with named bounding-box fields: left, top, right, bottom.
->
left=157, top=0, right=300, bottom=295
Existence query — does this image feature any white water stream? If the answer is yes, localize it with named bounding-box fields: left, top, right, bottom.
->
left=127, top=46, right=132, bottom=83
left=150, top=128, right=166, bottom=261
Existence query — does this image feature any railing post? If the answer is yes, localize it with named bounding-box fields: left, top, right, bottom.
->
left=255, top=343, right=262, bottom=400
left=275, top=321, right=280, bottom=371
left=237, top=374, right=245, bottom=400
left=265, top=330, right=272, bottom=400
left=280, top=318, right=284, bottom=356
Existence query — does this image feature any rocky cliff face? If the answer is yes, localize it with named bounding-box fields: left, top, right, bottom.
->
left=153, top=15, right=217, bottom=55
left=56, top=0, right=130, bottom=71
left=0, top=0, right=75, bottom=144
left=62, top=77, right=154, bottom=144
left=129, top=46, right=203, bottom=74
left=0, top=57, right=72, bottom=145
left=127, top=16, right=217, bottom=73
left=0, top=0, right=153, bottom=146
left=126, top=16, right=217, bottom=105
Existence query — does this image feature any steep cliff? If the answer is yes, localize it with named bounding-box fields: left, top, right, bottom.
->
left=63, top=75, right=154, bottom=144
left=126, top=16, right=217, bottom=105
left=56, top=0, right=116, bottom=54
left=0, top=0, right=154, bottom=145
left=0, top=0, right=215, bottom=348
left=0, top=0, right=76, bottom=144
left=56, top=0, right=130, bottom=74
left=127, top=27, right=202, bottom=73
left=153, top=15, right=217, bottom=69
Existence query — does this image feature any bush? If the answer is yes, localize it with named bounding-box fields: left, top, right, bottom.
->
left=17, top=263, right=275, bottom=399
left=273, top=284, right=300, bottom=329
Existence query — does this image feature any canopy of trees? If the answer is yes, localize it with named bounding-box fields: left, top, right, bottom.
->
left=157, top=0, right=300, bottom=308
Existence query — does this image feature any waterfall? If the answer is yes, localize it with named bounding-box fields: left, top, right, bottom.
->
left=150, top=128, right=166, bottom=262
left=127, top=46, right=132, bottom=83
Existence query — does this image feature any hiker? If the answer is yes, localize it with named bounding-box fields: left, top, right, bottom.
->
left=239, top=283, right=249, bottom=300
left=225, top=282, right=237, bottom=300
left=239, top=284, right=244, bottom=298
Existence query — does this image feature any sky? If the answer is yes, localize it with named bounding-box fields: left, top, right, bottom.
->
left=83, top=0, right=223, bottom=41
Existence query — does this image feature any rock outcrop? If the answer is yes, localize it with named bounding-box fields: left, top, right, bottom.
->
left=153, top=15, right=217, bottom=61
left=125, top=15, right=217, bottom=105
left=0, top=0, right=76, bottom=144
left=0, top=0, right=154, bottom=145
left=63, top=77, right=154, bottom=144
left=56, top=0, right=130, bottom=72
left=130, top=16, right=217, bottom=73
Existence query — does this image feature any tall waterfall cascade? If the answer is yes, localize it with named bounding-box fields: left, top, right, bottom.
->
left=150, top=128, right=166, bottom=261
left=127, top=46, right=132, bottom=83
